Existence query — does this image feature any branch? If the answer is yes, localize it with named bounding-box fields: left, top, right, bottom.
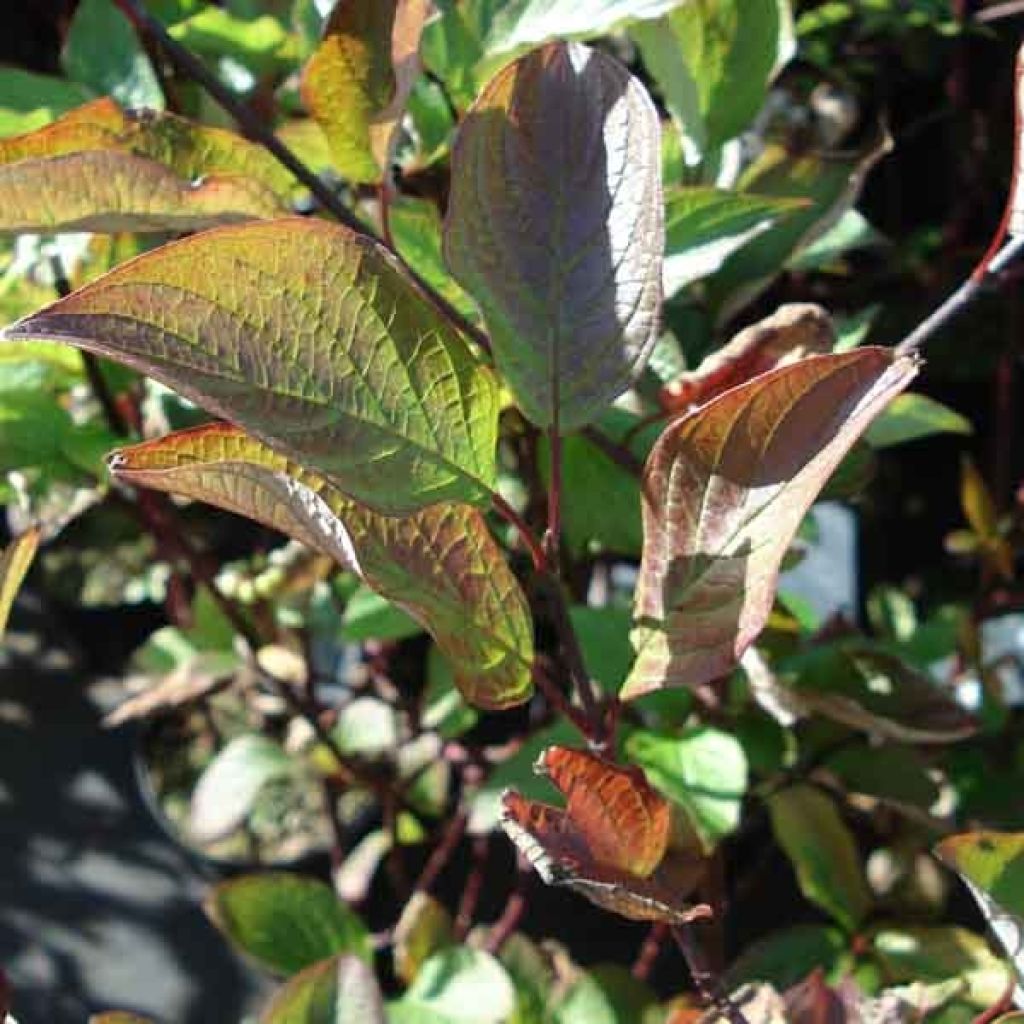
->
left=672, top=924, right=751, bottom=1024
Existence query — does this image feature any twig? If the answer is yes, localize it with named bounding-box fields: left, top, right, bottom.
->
left=414, top=810, right=468, bottom=894
left=632, top=922, right=669, bottom=982
left=454, top=836, right=489, bottom=939
left=532, top=661, right=595, bottom=741
left=545, top=423, right=563, bottom=566
left=581, top=425, right=644, bottom=477
left=483, top=869, right=528, bottom=953
left=492, top=492, right=546, bottom=571
left=672, top=924, right=751, bottom=1024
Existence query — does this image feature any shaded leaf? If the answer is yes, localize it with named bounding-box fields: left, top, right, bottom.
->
left=107, top=425, right=532, bottom=709
left=390, top=948, right=516, bottom=1024
left=727, top=925, right=850, bottom=991
left=8, top=217, right=500, bottom=514
left=625, top=346, right=917, bottom=699
left=209, top=873, right=371, bottom=977
left=624, top=726, right=748, bottom=846
left=302, top=0, right=431, bottom=183
left=662, top=188, right=806, bottom=299
left=0, top=98, right=291, bottom=233
left=865, top=394, right=972, bottom=448
left=261, top=954, right=385, bottom=1024
left=767, top=784, right=872, bottom=931
left=571, top=605, right=635, bottom=693
left=633, top=0, right=792, bottom=161
left=394, top=892, right=455, bottom=985
left=825, top=743, right=939, bottom=810
left=342, top=586, right=423, bottom=642
left=0, top=68, right=91, bottom=137
left=660, top=303, right=834, bottom=414
left=62, top=0, right=164, bottom=110
left=190, top=734, right=298, bottom=843
left=0, top=528, right=39, bottom=640
left=444, top=41, right=663, bottom=432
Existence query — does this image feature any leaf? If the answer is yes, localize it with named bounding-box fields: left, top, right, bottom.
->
left=0, top=98, right=292, bottom=233
left=209, top=873, right=371, bottom=977
left=342, top=586, right=423, bottom=642
left=7, top=217, right=500, bottom=514
left=707, top=131, right=892, bottom=324
left=660, top=303, right=834, bottom=414
left=61, top=0, right=164, bottom=110
left=571, top=605, right=635, bottom=693
left=88, top=1016, right=157, bottom=1024
left=662, top=188, right=807, bottom=299
left=394, top=892, right=455, bottom=985
left=0, top=68, right=91, bottom=137
left=0, top=528, right=39, bottom=640
left=624, top=726, right=748, bottom=846
left=624, top=346, right=917, bottom=698
left=864, top=394, right=972, bottom=448
left=106, top=425, right=532, bottom=709
left=727, top=926, right=850, bottom=990
left=190, top=734, right=298, bottom=843
left=302, top=0, right=432, bottom=183
left=633, top=0, right=792, bottom=162
left=261, top=954, right=385, bottom=1024
left=390, top=948, right=516, bottom=1024
left=444, top=41, right=663, bottom=432
left=767, top=784, right=872, bottom=932
left=825, top=743, right=939, bottom=810
left=169, top=8, right=297, bottom=74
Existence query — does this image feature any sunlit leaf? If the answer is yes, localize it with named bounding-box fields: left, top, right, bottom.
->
left=624, top=346, right=917, bottom=698
left=389, top=948, right=516, bottom=1024
left=0, top=68, right=91, bottom=137
left=302, top=0, right=431, bottom=183
left=261, top=954, right=385, bottom=1024
left=767, top=784, right=872, bottom=932
left=0, top=98, right=292, bottom=233
left=444, top=41, right=663, bottom=432
left=394, top=892, right=455, bottom=985
left=662, top=188, right=806, bottom=299
left=865, top=393, right=972, bottom=448
left=62, top=0, right=164, bottom=110
left=633, top=0, right=792, bottom=162
left=169, top=8, right=297, bottom=73
left=209, top=873, right=371, bottom=977
left=107, top=425, right=532, bottom=709
left=660, top=303, right=834, bottom=414
left=0, top=528, right=39, bottom=640
left=7, top=217, right=500, bottom=514
left=190, top=734, right=298, bottom=843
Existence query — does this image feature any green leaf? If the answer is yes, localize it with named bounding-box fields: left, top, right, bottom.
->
left=767, top=783, right=872, bottom=932
left=107, top=426, right=532, bottom=709
left=870, top=926, right=1012, bottom=1009
left=624, top=726, right=748, bottom=845
left=209, top=873, right=371, bottom=976
left=302, top=0, right=431, bottom=184
left=61, top=0, right=164, bottom=109
left=662, top=188, right=806, bottom=299
left=726, top=925, right=849, bottom=990
left=7, top=218, right=500, bottom=514
left=390, top=948, right=516, bottom=1024
left=0, top=528, right=39, bottom=640
left=707, top=131, right=891, bottom=323
left=825, top=743, right=939, bottom=810
left=189, top=734, right=298, bottom=843
left=550, top=973, right=619, bottom=1024
left=394, top=892, right=455, bottom=985
left=0, top=99, right=291, bottom=233
left=0, top=69, right=91, bottom=138
left=422, top=647, right=479, bottom=738
left=261, top=954, right=385, bottom=1024
left=342, top=586, right=423, bottom=642
left=169, top=8, right=297, bottom=73
left=624, top=346, right=917, bottom=698
left=864, top=393, right=972, bottom=449
left=571, top=605, right=635, bottom=693
left=444, top=41, right=663, bottom=432
left=633, top=0, right=792, bottom=162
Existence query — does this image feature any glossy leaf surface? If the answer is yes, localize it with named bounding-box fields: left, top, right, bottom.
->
left=625, top=346, right=917, bottom=698
left=208, top=873, right=371, bottom=976
left=8, top=218, right=500, bottom=514
left=261, top=955, right=385, bottom=1024
left=302, top=0, right=431, bottom=183
left=444, top=41, right=663, bottom=432
left=0, top=99, right=292, bottom=233
left=107, top=425, right=532, bottom=709
left=0, top=528, right=39, bottom=640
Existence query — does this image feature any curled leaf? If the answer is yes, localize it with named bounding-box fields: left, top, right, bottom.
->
left=107, top=425, right=533, bottom=709
left=302, top=0, right=432, bottom=184
left=0, top=528, right=39, bottom=640
left=6, top=217, right=499, bottom=515
left=444, top=41, right=663, bottom=432
left=0, top=98, right=291, bottom=233
left=625, top=345, right=917, bottom=698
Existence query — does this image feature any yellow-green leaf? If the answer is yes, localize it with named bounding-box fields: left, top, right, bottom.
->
left=444, top=41, right=663, bottom=432
left=624, top=343, right=917, bottom=698
left=107, top=425, right=532, bottom=709
left=0, top=98, right=293, bottom=233
left=302, top=0, right=431, bottom=184
left=0, top=527, right=39, bottom=639
left=6, top=217, right=500, bottom=515
left=261, top=955, right=385, bottom=1024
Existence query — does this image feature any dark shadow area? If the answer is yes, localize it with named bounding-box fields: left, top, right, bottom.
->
left=0, top=595, right=268, bottom=1023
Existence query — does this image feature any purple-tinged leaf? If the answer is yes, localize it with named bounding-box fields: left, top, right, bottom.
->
left=624, top=343, right=917, bottom=698
left=444, top=41, right=663, bottom=432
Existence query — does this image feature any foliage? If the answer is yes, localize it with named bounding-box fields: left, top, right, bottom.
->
left=1, top=1, right=1023, bottom=1022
